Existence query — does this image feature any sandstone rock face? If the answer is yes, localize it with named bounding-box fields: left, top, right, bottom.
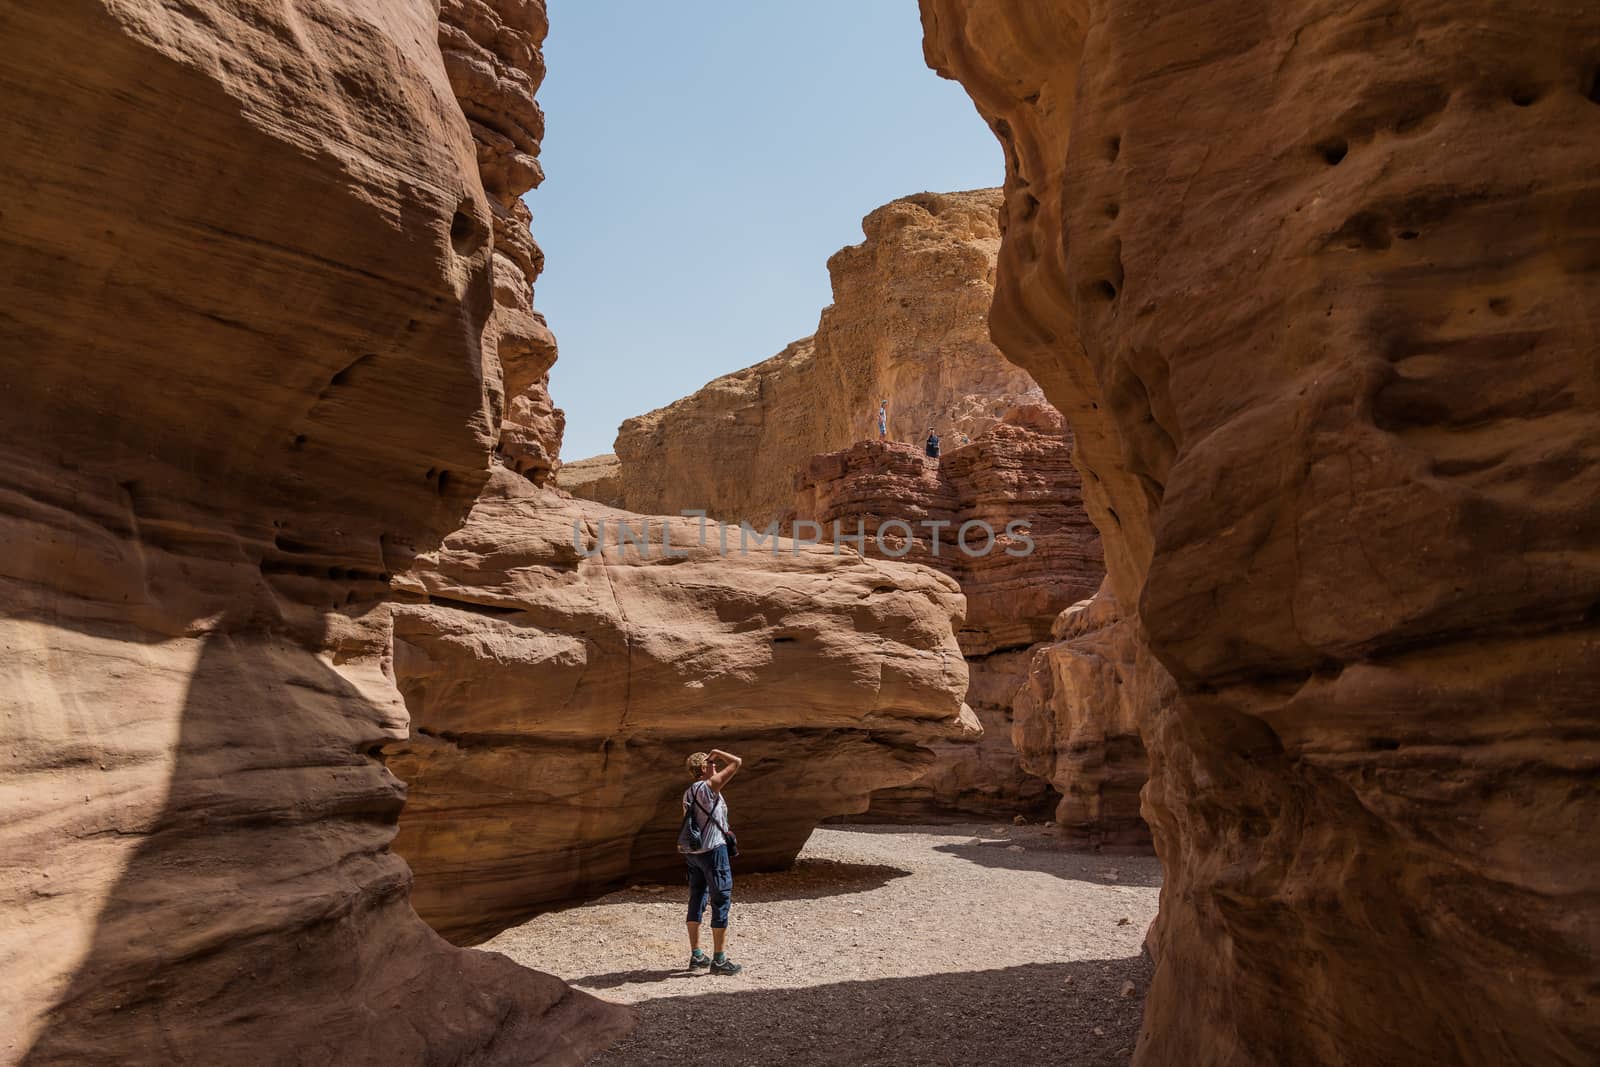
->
left=792, top=404, right=1104, bottom=819
left=386, top=469, right=975, bottom=943
left=1013, top=583, right=1173, bottom=848
left=611, top=337, right=819, bottom=528
left=792, top=403, right=1099, bottom=655
left=0, top=0, right=628, bottom=1062
left=601, top=190, right=1043, bottom=527
left=555, top=452, right=624, bottom=507
left=923, top=2, right=1600, bottom=1064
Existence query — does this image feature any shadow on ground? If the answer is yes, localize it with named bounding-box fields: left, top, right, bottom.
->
left=573, top=967, right=708, bottom=991
left=733, top=859, right=912, bottom=902
left=933, top=841, right=1163, bottom=887
left=586, top=957, right=1149, bottom=1067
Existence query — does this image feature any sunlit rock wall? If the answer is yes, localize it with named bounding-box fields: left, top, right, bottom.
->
left=922, top=1, right=1600, bottom=1063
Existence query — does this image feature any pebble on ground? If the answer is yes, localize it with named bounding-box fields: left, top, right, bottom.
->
left=482, top=824, right=1162, bottom=1067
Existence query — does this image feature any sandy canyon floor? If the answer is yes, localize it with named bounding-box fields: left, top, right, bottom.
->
left=484, top=824, right=1162, bottom=1066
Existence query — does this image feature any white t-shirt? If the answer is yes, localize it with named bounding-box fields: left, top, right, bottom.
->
left=682, top=780, right=728, bottom=854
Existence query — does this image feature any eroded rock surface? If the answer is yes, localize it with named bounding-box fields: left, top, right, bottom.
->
left=387, top=470, right=975, bottom=943
left=1013, top=583, right=1172, bottom=848
left=556, top=452, right=624, bottom=506
left=922, top=1, right=1600, bottom=1063
left=0, top=0, right=630, bottom=1062
left=597, top=189, right=1042, bottom=527
left=791, top=405, right=1104, bottom=819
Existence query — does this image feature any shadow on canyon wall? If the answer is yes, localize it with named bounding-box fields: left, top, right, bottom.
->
left=20, top=619, right=419, bottom=1063
left=20, top=615, right=597, bottom=1063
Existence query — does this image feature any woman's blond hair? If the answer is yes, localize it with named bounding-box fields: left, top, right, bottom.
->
left=685, top=751, right=710, bottom=778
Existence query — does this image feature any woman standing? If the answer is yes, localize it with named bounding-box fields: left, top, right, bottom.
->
left=680, top=748, right=743, bottom=975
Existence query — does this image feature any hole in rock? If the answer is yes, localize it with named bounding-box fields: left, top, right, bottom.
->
left=328, top=353, right=374, bottom=388
left=1397, top=230, right=1420, bottom=241
left=1334, top=211, right=1391, bottom=251
left=1586, top=66, right=1600, bottom=104
left=292, top=434, right=307, bottom=449
left=1317, top=139, right=1349, bottom=166
left=1106, top=202, right=1120, bottom=220
left=1106, top=135, right=1121, bottom=162
left=435, top=470, right=451, bottom=495
left=1509, top=87, right=1540, bottom=107
left=449, top=205, right=483, bottom=254
left=1093, top=279, right=1118, bottom=301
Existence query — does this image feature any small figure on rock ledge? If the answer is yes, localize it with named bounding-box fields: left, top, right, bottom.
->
left=924, top=427, right=941, bottom=459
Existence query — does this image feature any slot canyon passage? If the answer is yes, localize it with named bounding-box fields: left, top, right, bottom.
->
left=0, top=3, right=1596, bottom=1067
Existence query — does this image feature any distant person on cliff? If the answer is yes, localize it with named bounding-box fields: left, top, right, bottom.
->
left=679, top=748, right=743, bottom=975
left=877, top=398, right=889, bottom=440
left=925, top=427, right=941, bottom=459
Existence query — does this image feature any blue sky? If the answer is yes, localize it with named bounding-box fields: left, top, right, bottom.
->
left=532, top=4, right=1004, bottom=460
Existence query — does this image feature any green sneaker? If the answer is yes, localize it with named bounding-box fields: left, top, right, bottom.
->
left=688, top=950, right=711, bottom=972
left=710, top=955, right=743, bottom=976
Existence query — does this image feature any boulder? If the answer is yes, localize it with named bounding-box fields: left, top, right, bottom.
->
left=386, top=470, right=975, bottom=943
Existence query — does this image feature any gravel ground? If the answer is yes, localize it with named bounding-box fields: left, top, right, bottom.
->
left=483, top=824, right=1162, bottom=1066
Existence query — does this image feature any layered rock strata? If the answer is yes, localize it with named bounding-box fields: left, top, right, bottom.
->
left=386, top=471, right=975, bottom=942
left=600, top=190, right=1043, bottom=527
left=0, top=0, right=627, bottom=1062
left=1012, top=583, right=1172, bottom=848
left=791, top=405, right=1104, bottom=819
left=922, top=1, right=1600, bottom=1064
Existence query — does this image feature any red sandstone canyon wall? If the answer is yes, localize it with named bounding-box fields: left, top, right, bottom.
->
left=791, top=404, right=1105, bottom=820
left=1012, top=581, right=1172, bottom=849
left=922, top=1, right=1600, bottom=1063
left=0, top=0, right=629, bottom=1062
left=576, top=189, right=1044, bottom=527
